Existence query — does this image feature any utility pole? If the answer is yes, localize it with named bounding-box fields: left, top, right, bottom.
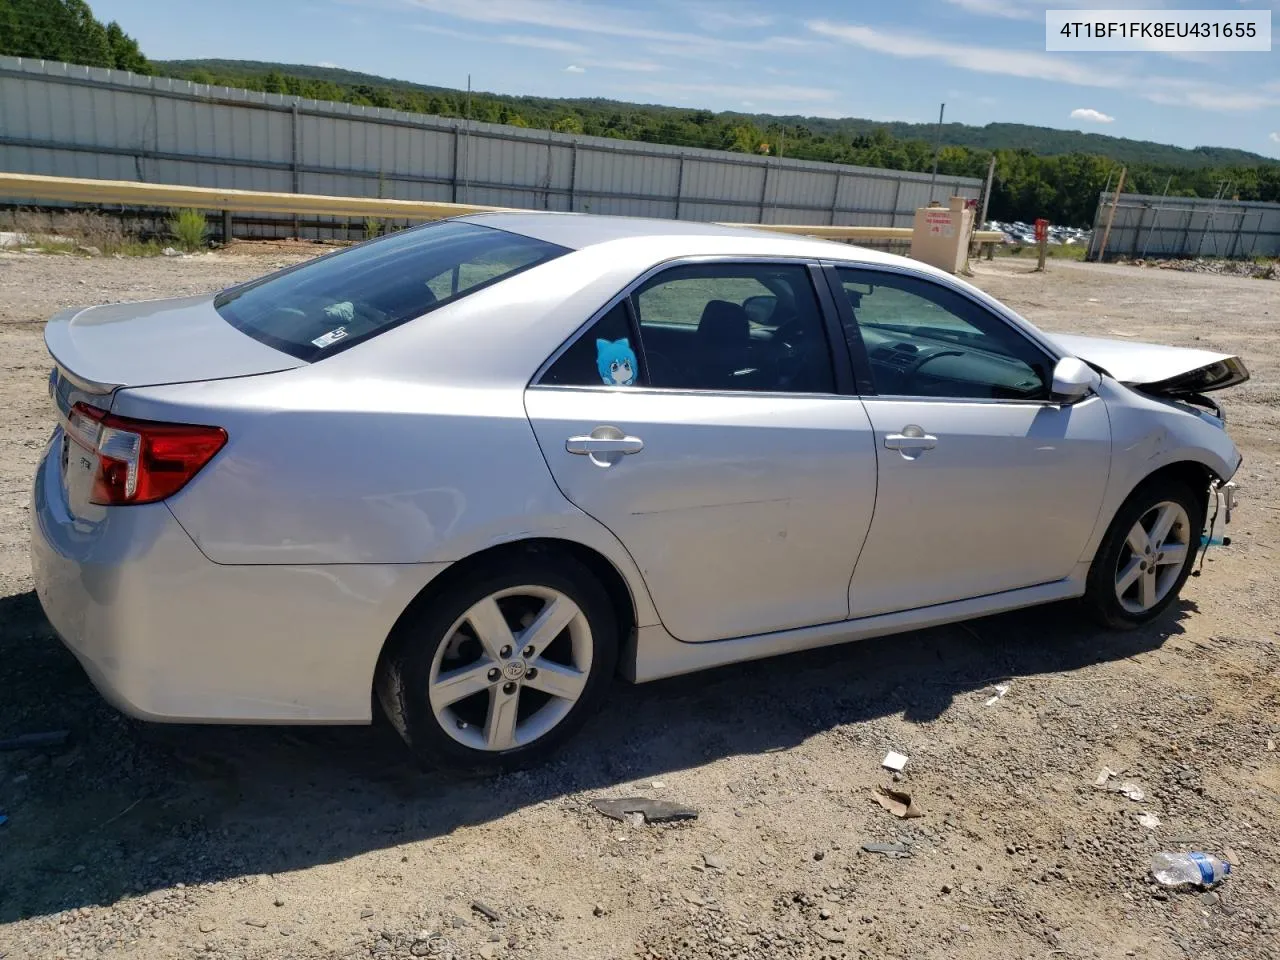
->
left=771, top=128, right=785, bottom=218
left=927, top=102, right=945, bottom=202
left=463, top=74, right=472, bottom=203
left=968, top=154, right=997, bottom=265
left=1095, top=165, right=1126, bottom=262
left=978, top=154, right=996, bottom=228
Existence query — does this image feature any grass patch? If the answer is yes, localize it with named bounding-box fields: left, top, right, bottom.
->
left=1, top=209, right=166, bottom=256
left=168, top=208, right=208, bottom=252
left=993, top=243, right=1089, bottom=262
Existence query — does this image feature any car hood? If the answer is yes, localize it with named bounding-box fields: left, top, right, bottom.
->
left=45, top=294, right=303, bottom=393
left=1049, top=333, right=1249, bottom=396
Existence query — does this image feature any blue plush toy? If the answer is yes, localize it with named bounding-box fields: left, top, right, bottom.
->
left=596, top=337, right=637, bottom=386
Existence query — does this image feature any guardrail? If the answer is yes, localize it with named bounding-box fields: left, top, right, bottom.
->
left=0, top=172, right=1004, bottom=245
left=717, top=221, right=1004, bottom=244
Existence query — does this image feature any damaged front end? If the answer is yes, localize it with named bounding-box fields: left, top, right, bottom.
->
left=1049, top=333, right=1249, bottom=419
left=1050, top=333, right=1247, bottom=562
left=1205, top=478, right=1235, bottom=548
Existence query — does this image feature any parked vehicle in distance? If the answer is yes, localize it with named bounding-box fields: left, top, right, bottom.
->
left=32, top=214, right=1246, bottom=772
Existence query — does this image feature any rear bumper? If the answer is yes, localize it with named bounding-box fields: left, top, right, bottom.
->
left=31, top=438, right=448, bottom=723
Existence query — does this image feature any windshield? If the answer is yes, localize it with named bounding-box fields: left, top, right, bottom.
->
left=216, top=221, right=568, bottom=361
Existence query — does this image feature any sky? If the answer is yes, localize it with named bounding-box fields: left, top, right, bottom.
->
left=90, top=0, right=1280, bottom=157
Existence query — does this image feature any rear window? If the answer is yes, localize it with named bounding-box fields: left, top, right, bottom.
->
left=215, top=221, right=568, bottom=361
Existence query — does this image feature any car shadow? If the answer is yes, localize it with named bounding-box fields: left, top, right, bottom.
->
left=0, top=587, right=1189, bottom=921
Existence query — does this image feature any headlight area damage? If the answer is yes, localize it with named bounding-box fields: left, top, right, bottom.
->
left=1048, top=333, right=1247, bottom=565
left=1050, top=333, right=1250, bottom=418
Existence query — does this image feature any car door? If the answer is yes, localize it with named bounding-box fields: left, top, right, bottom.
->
left=828, top=264, right=1112, bottom=619
left=525, top=259, right=878, bottom=644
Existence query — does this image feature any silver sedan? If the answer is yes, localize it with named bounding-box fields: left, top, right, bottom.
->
left=31, top=214, right=1246, bottom=772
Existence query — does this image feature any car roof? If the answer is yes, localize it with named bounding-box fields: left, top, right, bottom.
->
left=460, top=211, right=853, bottom=254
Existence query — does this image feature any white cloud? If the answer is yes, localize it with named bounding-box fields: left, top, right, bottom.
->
left=945, top=0, right=1166, bottom=15
left=629, top=80, right=836, bottom=103
left=808, top=20, right=1280, bottom=113
left=942, top=0, right=1038, bottom=20
left=807, top=20, right=1121, bottom=88
left=692, top=8, right=776, bottom=30
left=498, top=33, right=587, bottom=53
left=580, top=59, right=663, bottom=72
left=407, top=0, right=717, bottom=43
left=316, top=61, right=339, bottom=68
left=1142, top=78, right=1277, bottom=112
left=413, top=24, right=587, bottom=53
left=1270, top=132, right=1280, bottom=143
left=564, top=64, right=586, bottom=73
left=403, top=0, right=815, bottom=57
left=1071, top=107, right=1115, bottom=123
left=944, top=0, right=1259, bottom=63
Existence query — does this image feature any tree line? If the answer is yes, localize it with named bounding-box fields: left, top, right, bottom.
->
left=165, top=65, right=1280, bottom=227
left=5, top=0, right=1279, bottom=227
left=0, top=0, right=148, bottom=73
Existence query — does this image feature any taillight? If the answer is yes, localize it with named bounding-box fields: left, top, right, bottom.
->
left=70, top=402, right=227, bottom=506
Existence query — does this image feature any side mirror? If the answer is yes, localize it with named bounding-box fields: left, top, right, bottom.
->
left=1051, top=356, right=1101, bottom=403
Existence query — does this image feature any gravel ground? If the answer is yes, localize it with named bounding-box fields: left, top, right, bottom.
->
left=0, top=249, right=1277, bottom=960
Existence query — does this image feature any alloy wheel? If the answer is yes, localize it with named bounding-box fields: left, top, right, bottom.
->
left=427, top=585, right=592, bottom=751
left=1114, top=500, right=1192, bottom=614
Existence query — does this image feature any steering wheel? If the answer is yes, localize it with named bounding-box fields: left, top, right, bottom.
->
left=902, top=350, right=966, bottom=390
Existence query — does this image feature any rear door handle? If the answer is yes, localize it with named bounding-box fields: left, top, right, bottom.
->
left=566, top=426, right=645, bottom=467
left=566, top=435, right=644, bottom=455
left=884, top=425, right=937, bottom=457
left=883, top=434, right=937, bottom=450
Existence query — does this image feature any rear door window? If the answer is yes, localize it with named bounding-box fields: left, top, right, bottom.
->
left=631, top=262, right=836, bottom=394
left=541, top=302, right=640, bottom=388
left=216, top=221, right=567, bottom=361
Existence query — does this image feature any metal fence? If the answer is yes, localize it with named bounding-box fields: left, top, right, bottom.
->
left=1089, top=190, right=1280, bottom=260
left=0, top=56, right=982, bottom=240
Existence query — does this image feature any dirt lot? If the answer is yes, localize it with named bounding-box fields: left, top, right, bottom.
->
left=0, top=250, right=1277, bottom=960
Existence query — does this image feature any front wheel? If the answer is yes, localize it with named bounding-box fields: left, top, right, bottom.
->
left=376, top=552, right=619, bottom=775
left=1082, top=478, right=1204, bottom=630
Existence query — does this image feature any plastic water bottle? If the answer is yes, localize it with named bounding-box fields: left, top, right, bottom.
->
left=1150, top=852, right=1231, bottom=888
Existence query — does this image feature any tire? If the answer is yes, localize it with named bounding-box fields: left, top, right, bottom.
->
left=376, top=550, right=618, bottom=775
left=1082, top=477, right=1204, bottom=630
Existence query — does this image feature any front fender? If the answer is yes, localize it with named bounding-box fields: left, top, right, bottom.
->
left=1080, top=379, right=1241, bottom=562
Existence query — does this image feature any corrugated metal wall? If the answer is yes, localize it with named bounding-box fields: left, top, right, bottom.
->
left=0, top=56, right=982, bottom=239
left=1088, top=191, right=1280, bottom=260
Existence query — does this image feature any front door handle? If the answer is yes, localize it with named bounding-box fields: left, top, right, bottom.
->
left=566, top=426, right=644, bottom=466
left=884, top=425, right=937, bottom=459
left=565, top=436, right=645, bottom=455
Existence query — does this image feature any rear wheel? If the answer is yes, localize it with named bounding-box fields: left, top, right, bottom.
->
left=1083, top=478, right=1203, bottom=629
left=377, top=552, right=618, bottom=774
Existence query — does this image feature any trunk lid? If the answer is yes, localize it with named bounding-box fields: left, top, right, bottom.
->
left=1049, top=333, right=1249, bottom=396
left=45, top=295, right=302, bottom=524
left=44, top=294, right=304, bottom=393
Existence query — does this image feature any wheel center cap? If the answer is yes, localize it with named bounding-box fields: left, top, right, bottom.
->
left=502, top=660, right=527, bottom=681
